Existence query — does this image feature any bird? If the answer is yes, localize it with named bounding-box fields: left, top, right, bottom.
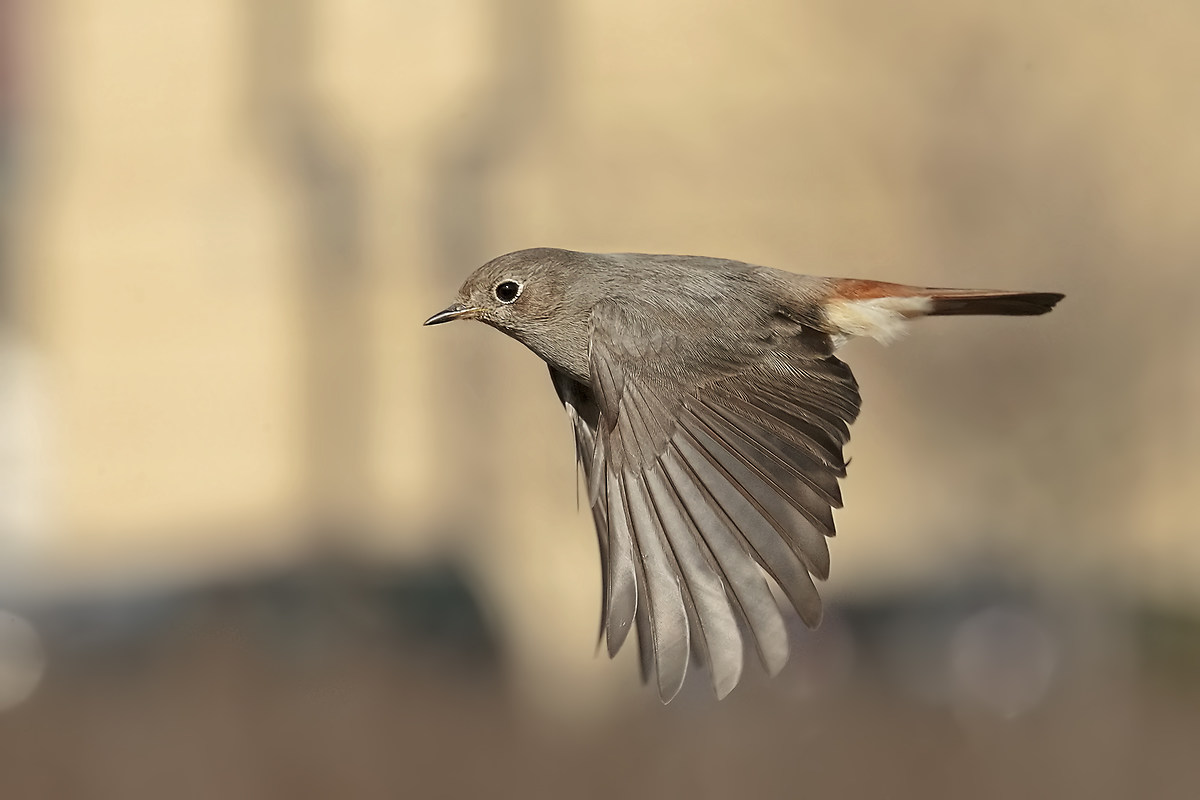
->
left=425, top=247, right=1063, bottom=702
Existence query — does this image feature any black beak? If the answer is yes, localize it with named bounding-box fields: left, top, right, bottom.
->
left=423, top=302, right=477, bottom=326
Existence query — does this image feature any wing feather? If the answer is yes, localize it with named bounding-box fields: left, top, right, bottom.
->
left=660, top=442, right=790, bottom=676
left=692, top=399, right=837, bottom=537
left=644, top=462, right=744, bottom=698
left=674, top=418, right=824, bottom=628
left=620, top=468, right=690, bottom=701
left=601, top=460, right=639, bottom=656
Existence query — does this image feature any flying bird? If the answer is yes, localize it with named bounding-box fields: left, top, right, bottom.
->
left=425, top=248, right=1063, bottom=702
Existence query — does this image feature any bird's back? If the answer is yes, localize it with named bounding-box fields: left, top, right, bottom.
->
left=589, top=252, right=835, bottom=337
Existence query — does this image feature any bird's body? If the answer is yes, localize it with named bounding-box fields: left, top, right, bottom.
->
left=426, top=247, right=1063, bottom=702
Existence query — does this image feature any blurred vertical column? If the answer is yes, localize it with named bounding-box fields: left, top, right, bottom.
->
left=0, top=0, right=25, bottom=326
left=424, top=1, right=633, bottom=712
left=426, top=0, right=560, bottom=540
left=0, top=0, right=18, bottom=325
left=0, top=0, right=13, bottom=314
left=246, top=0, right=369, bottom=545
left=0, top=0, right=48, bottom=573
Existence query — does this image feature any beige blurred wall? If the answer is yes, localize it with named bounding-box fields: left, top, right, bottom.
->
left=5, top=0, right=1200, bottom=698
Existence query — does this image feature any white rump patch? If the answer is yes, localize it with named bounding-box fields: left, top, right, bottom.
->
left=824, top=296, right=934, bottom=345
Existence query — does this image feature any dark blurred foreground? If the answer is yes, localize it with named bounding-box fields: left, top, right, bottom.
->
left=2, top=563, right=1199, bottom=800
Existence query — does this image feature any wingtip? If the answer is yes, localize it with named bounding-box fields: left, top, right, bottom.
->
left=712, top=666, right=743, bottom=701
left=605, top=618, right=632, bottom=659
left=761, top=635, right=791, bottom=678
left=658, top=676, right=686, bottom=704
left=655, top=636, right=691, bottom=703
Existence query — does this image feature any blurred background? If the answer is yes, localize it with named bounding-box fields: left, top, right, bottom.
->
left=1, top=0, right=1199, bottom=797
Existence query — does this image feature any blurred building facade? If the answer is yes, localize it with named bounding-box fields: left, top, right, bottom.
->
left=1, top=0, right=1199, bottom=702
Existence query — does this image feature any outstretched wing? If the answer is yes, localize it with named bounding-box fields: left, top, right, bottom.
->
left=554, top=300, right=861, bottom=702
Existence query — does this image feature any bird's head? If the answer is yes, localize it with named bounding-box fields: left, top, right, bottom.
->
left=424, top=248, right=596, bottom=379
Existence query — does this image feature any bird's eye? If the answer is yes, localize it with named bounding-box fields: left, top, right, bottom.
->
left=494, top=280, right=521, bottom=303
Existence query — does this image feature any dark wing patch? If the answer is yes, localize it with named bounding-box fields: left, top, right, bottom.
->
left=554, top=301, right=861, bottom=702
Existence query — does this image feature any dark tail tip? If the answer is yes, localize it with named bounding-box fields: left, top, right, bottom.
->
left=929, top=291, right=1065, bottom=317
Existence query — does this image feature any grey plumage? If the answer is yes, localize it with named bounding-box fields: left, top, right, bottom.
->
left=426, top=247, right=1064, bottom=702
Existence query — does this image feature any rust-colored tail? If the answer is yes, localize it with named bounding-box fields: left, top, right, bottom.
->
left=831, top=279, right=1064, bottom=317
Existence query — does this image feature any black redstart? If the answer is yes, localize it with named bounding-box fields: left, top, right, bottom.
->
left=425, top=247, right=1063, bottom=702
